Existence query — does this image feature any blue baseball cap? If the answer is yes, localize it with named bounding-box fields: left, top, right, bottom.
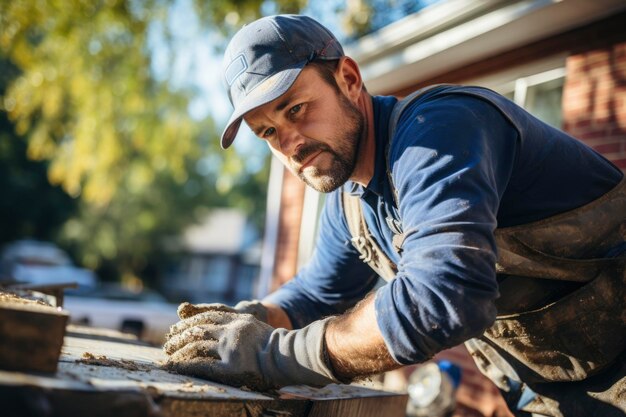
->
left=220, top=15, right=344, bottom=149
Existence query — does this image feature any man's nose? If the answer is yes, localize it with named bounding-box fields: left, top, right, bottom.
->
left=276, top=126, right=303, bottom=157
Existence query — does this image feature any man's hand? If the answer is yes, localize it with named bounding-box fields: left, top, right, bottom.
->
left=163, top=311, right=337, bottom=391
left=177, top=299, right=269, bottom=323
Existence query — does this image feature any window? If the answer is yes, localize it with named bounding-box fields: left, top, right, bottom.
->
left=465, top=56, right=567, bottom=128
left=497, top=67, right=566, bottom=128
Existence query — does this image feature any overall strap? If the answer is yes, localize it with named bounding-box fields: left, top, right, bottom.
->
left=385, top=84, right=452, bottom=207
left=342, top=191, right=397, bottom=281
left=342, top=85, right=452, bottom=279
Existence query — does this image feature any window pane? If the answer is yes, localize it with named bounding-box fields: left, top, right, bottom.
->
left=525, top=78, right=564, bottom=129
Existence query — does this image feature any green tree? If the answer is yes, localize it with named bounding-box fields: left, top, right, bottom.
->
left=0, top=0, right=392, bottom=284
left=0, top=58, right=78, bottom=244
left=1, top=0, right=203, bottom=204
left=0, top=0, right=270, bottom=283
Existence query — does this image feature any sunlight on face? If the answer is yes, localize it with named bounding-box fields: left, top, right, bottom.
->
left=244, top=66, right=364, bottom=193
left=292, top=92, right=363, bottom=192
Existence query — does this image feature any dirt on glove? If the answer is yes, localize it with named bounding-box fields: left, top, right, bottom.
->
left=165, top=310, right=275, bottom=392
left=177, top=302, right=234, bottom=319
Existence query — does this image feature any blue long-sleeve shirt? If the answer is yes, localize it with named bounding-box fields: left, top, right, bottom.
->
left=265, top=86, right=622, bottom=365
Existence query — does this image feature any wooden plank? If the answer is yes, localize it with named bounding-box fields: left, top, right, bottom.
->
left=159, top=398, right=311, bottom=417
left=307, top=396, right=408, bottom=417
left=279, top=384, right=407, bottom=417
left=0, top=325, right=407, bottom=416
left=0, top=292, right=68, bottom=373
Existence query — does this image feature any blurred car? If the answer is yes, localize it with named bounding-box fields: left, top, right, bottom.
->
left=63, top=283, right=179, bottom=345
left=0, top=239, right=97, bottom=288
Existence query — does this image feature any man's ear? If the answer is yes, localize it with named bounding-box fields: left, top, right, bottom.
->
left=335, top=57, right=363, bottom=102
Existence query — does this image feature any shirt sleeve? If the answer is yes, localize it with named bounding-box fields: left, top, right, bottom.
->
left=375, top=93, right=518, bottom=364
left=264, top=191, right=379, bottom=329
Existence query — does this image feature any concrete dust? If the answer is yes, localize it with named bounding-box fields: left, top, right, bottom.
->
left=0, top=291, right=51, bottom=307
left=77, top=351, right=150, bottom=371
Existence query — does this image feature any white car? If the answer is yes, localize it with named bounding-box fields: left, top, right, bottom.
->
left=0, top=239, right=97, bottom=288
left=63, top=284, right=180, bottom=345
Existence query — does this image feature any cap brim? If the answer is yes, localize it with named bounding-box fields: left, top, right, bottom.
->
left=220, top=65, right=306, bottom=149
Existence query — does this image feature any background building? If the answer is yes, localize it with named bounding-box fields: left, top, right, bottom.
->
left=164, top=208, right=261, bottom=305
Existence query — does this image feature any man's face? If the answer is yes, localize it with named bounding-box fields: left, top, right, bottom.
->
left=243, top=66, right=364, bottom=193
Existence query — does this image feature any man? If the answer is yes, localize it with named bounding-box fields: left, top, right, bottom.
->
left=164, top=15, right=625, bottom=416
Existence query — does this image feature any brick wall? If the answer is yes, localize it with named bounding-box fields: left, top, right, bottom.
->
left=563, top=42, right=626, bottom=170
left=271, top=169, right=306, bottom=292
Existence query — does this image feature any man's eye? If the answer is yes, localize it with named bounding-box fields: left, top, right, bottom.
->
left=263, top=127, right=275, bottom=138
left=289, top=104, right=302, bottom=115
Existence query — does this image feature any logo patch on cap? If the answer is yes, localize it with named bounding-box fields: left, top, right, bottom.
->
left=225, top=54, right=248, bottom=86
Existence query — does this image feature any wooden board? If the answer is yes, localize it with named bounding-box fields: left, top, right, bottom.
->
left=0, top=293, right=68, bottom=373
left=0, top=326, right=407, bottom=417
left=280, top=385, right=408, bottom=417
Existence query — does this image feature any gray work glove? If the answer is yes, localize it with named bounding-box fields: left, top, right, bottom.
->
left=177, top=299, right=268, bottom=323
left=163, top=311, right=339, bottom=391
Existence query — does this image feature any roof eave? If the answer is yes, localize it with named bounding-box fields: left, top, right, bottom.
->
left=346, top=0, right=626, bottom=94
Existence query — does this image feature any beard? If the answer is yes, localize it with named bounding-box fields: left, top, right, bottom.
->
left=289, top=93, right=364, bottom=193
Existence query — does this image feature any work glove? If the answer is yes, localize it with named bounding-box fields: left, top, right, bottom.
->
left=163, top=311, right=339, bottom=391
left=177, top=299, right=268, bottom=323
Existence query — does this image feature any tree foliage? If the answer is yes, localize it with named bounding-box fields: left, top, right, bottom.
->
left=191, top=0, right=307, bottom=38
left=1, top=0, right=205, bottom=204
left=0, top=58, right=78, bottom=244
left=0, top=0, right=400, bottom=283
left=0, top=0, right=271, bottom=282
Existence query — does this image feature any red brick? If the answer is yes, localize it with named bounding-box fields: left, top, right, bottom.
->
left=566, top=54, right=586, bottom=71
left=577, top=130, right=607, bottom=140
left=563, top=87, right=593, bottom=102
left=588, top=65, right=612, bottom=78
left=581, top=135, right=624, bottom=147
left=616, top=109, right=626, bottom=128
left=612, top=67, right=626, bottom=79
left=572, top=119, right=594, bottom=129
left=564, top=78, right=592, bottom=91
left=594, top=142, right=622, bottom=154
left=613, top=42, right=626, bottom=56
left=562, top=110, right=588, bottom=123
left=583, top=50, right=610, bottom=66
left=562, top=89, right=592, bottom=103
left=608, top=126, right=626, bottom=136
left=609, top=157, right=626, bottom=170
